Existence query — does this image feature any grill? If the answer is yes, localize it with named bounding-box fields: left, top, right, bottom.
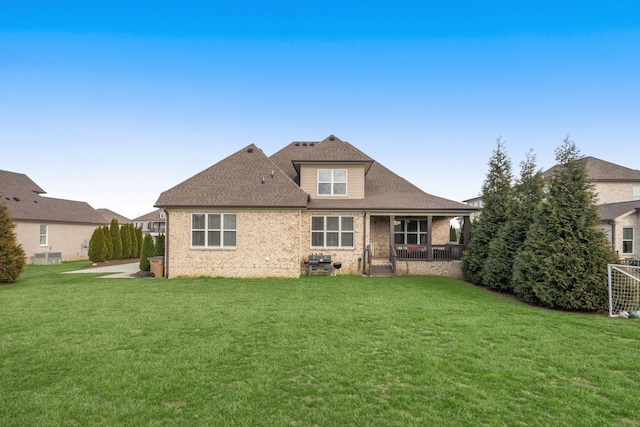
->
left=307, top=254, right=332, bottom=276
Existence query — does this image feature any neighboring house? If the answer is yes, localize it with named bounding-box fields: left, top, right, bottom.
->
left=543, top=156, right=640, bottom=205
left=96, top=208, right=132, bottom=225
left=133, top=209, right=166, bottom=241
left=0, top=169, right=107, bottom=262
left=155, top=135, right=476, bottom=278
left=598, top=201, right=640, bottom=261
left=462, top=196, right=483, bottom=220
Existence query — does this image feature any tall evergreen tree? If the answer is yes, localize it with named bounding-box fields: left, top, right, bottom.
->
left=103, top=225, right=113, bottom=260
left=513, top=137, right=618, bottom=311
left=462, top=137, right=513, bottom=284
left=110, top=219, right=123, bottom=259
left=121, top=223, right=132, bottom=259
left=135, top=226, right=143, bottom=257
left=449, top=225, right=457, bottom=242
left=0, top=201, right=26, bottom=283
left=88, top=227, right=107, bottom=263
left=139, top=233, right=155, bottom=271
left=154, top=234, right=165, bottom=257
left=129, top=224, right=139, bottom=259
left=483, top=150, right=545, bottom=292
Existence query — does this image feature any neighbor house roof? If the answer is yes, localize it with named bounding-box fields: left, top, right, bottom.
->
left=133, top=209, right=165, bottom=222
left=156, top=136, right=474, bottom=214
left=97, top=208, right=132, bottom=224
left=0, top=169, right=108, bottom=224
left=543, top=157, right=640, bottom=182
left=598, top=200, right=640, bottom=221
left=155, top=144, right=309, bottom=208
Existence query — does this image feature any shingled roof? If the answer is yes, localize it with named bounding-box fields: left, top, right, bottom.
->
left=543, top=156, right=640, bottom=181
left=155, top=144, right=309, bottom=208
left=0, top=169, right=108, bottom=224
left=598, top=200, right=640, bottom=221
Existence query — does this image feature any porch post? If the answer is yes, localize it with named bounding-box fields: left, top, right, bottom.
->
left=463, top=215, right=470, bottom=246
left=389, top=215, right=395, bottom=253
left=427, top=215, right=433, bottom=260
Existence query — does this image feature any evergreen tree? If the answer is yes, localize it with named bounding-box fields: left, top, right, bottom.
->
left=135, top=226, right=143, bottom=257
left=462, top=137, right=513, bottom=284
left=129, top=224, right=139, bottom=259
left=154, top=234, right=165, bottom=256
left=512, top=137, right=618, bottom=311
left=121, top=223, right=132, bottom=259
left=0, top=201, right=26, bottom=283
left=88, top=227, right=107, bottom=263
left=139, top=234, right=155, bottom=271
left=449, top=225, right=457, bottom=242
left=103, top=225, right=113, bottom=260
left=110, top=219, right=123, bottom=259
left=483, top=150, right=545, bottom=292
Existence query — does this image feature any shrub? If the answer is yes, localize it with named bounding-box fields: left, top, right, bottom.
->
left=154, top=234, right=165, bottom=256
left=139, top=234, right=155, bottom=271
left=121, top=223, right=132, bottom=259
left=88, top=227, right=107, bottom=263
left=103, top=225, right=113, bottom=260
left=110, top=219, right=123, bottom=259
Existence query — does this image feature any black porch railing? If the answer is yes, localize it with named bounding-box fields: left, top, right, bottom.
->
left=394, top=244, right=467, bottom=261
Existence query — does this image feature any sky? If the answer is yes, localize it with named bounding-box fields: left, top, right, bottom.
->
left=1, top=1, right=639, bottom=219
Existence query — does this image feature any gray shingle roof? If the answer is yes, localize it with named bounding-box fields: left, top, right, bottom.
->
left=543, top=157, right=640, bottom=181
left=0, top=169, right=108, bottom=224
left=96, top=208, right=132, bottom=224
left=155, top=136, right=475, bottom=213
left=598, top=200, right=640, bottom=221
left=133, top=209, right=166, bottom=222
left=155, top=144, right=309, bottom=208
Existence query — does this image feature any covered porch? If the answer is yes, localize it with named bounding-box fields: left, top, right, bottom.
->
left=366, top=213, right=471, bottom=277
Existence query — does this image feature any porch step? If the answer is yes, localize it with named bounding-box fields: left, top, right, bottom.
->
left=370, top=264, right=395, bottom=277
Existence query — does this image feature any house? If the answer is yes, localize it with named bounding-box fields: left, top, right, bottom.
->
left=0, top=169, right=108, bottom=262
left=155, top=135, right=476, bottom=278
left=133, top=209, right=166, bottom=241
left=96, top=208, right=132, bottom=225
left=598, top=201, right=640, bottom=261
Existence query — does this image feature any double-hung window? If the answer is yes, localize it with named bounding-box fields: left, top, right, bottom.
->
left=633, top=186, right=640, bottom=201
left=192, top=213, right=237, bottom=248
left=318, top=169, right=347, bottom=196
left=39, top=224, right=48, bottom=246
left=623, top=227, right=634, bottom=254
left=311, top=216, right=354, bottom=248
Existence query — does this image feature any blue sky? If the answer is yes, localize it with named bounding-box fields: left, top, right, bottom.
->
left=2, top=2, right=639, bottom=218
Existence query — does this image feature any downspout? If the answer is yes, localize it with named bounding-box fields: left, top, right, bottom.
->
left=609, top=220, right=616, bottom=253
left=164, top=209, right=169, bottom=278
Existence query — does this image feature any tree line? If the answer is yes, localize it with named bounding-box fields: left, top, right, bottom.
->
left=88, top=219, right=165, bottom=271
left=461, top=136, right=617, bottom=311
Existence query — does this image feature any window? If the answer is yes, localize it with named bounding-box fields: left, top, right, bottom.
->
left=634, top=186, right=640, bottom=201
left=318, top=169, right=347, bottom=196
left=192, top=213, right=237, bottom=248
left=311, top=216, right=354, bottom=248
left=394, top=219, right=428, bottom=245
left=39, top=224, right=48, bottom=246
left=623, top=227, right=634, bottom=254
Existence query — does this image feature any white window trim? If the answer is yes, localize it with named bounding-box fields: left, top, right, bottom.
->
left=191, top=213, right=237, bottom=249
left=39, top=224, right=48, bottom=247
left=633, top=186, right=640, bottom=201
left=310, top=215, right=355, bottom=248
left=622, top=227, right=634, bottom=255
left=317, top=169, right=347, bottom=196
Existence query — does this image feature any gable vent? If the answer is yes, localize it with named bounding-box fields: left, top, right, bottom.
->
left=247, top=148, right=254, bottom=153
left=329, top=136, right=335, bottom=141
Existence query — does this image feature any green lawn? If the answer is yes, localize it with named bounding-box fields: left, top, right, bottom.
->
left=1, top=262, right=639, bottom=426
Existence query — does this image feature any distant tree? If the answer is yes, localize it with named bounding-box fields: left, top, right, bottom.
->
left=110, top=219, right=123, bottom=259
left=135, top=226, right=143, bottom=257
left=103, top=225, right=113, bottom=260
left=88, top=227, right=107, bottom=263
left=462, top=137, right=513, bottom=285
left=449, top=225, right=457, bottom=242
left=0, top=201, right=26, bottom=283
left=139, top=234, right=155, bottom=271
left=154, top=234, right=165, bottom=257
left=129, top=224, right=139, bottom=259
left=512, top=137, right=618, bottom=311
left=121, top=223, right=132, bottom=259
left=483, top=150, right=545, bottom=292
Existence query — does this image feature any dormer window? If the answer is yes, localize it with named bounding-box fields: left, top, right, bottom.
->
left=318, top=169, right=347, bottom=196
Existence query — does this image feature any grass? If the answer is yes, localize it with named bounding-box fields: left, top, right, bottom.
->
left=2, top=262, right=639, bottom=426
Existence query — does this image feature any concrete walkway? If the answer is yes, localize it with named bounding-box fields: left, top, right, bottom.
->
left=63, top=262, right=140, bottom=278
